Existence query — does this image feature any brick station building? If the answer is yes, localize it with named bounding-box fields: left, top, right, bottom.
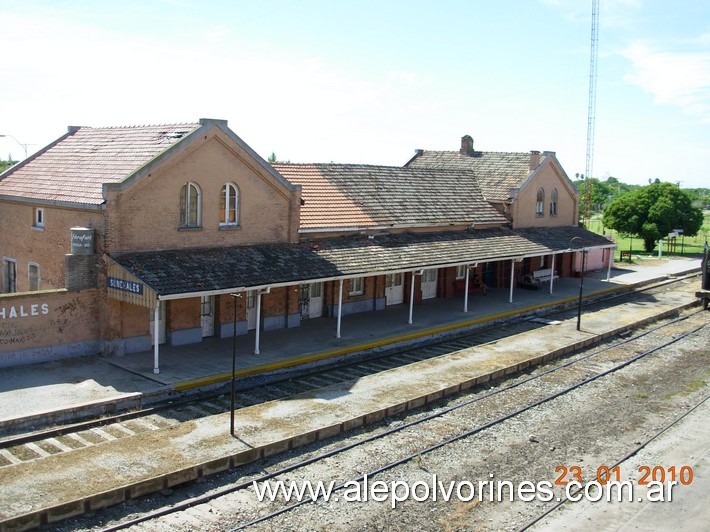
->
left=0, top=119, right=615, bottom=370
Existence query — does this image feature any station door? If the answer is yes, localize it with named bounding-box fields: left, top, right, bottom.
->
left=299, top=282, right=323, bottom=319
left=421, top=269, right=438, bottom=299
left=385, top=273, right=404, bottom=305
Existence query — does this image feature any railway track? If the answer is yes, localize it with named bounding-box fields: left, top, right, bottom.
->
left=91, top=304, right=707, bottom=531
left=0, top=273, right=699, bottom=469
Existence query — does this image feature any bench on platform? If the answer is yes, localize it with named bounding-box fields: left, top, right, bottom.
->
left=531, top=268, right=559, bottom=283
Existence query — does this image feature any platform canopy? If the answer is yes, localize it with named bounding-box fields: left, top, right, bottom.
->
left=107, top=226, right=614, bottom=304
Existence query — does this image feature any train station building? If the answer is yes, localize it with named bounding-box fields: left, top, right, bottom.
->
left=0, top=119, right=615, bottom=369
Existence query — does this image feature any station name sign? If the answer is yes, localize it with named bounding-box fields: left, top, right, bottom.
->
left=107, top=277, right=143, bottom=295
left=0, top=303, right=49, bottom=320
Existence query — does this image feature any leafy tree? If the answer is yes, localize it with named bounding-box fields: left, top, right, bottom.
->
left=602, top=182, right=704, bottom=252
left=267, top=152, right=277, bottom=163
left=0, top=157, right=17, bottom=173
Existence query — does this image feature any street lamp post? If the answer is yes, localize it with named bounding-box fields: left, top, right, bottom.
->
left=0, top=134, right=29, bottom=160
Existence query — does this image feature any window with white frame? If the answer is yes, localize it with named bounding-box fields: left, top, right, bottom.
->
left=536, top=188, right=545, bottom=216
left=33, top=207, right=44, bottom=229
left=349, top=276, right=364, bottom=296
left=28, top=263, right=40, bottom=291
left=455, top=265, right=467, bottom=279
left=179, top=182, right=201, bottom=227
left=550, top=188, right=558, bottom=216
left=220, top=183, right=239, bottom=226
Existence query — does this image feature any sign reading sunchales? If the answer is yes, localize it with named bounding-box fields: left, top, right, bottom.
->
left=107, top=277, right=143, bottom=295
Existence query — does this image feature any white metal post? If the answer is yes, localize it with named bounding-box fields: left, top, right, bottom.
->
left=153, top=303, right=160, bottom=374
left=463, top=265, right=470, bottom=312
left=606, top=248, right=613, bottom=281
left=336, top=279, right=343, bottom=338
left=549, top=254, right=556, bottom=295
left=254, top=291, right=262, bottom=355
left=509, top=259, right=515, bottom=303
left=408, top=271, right=416, bottom=324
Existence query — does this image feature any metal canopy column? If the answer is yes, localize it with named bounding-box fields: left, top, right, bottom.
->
left=549, top=254, right=556, bottom=295
left=254, top=290, right=263, bottom=355
left=509, top=259, right=515, bottom=303
left=153, top=302, right=160, bottom=374
left=463, top=265, right=470, bottom=312
left=408, top=270, right=417, bottom=324
left=336, top=279, right=344, bottom=338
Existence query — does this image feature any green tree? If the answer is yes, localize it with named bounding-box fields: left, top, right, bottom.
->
left=0, top=157, right=17, bottom=173
left=602, top=182, right=703, bottom=252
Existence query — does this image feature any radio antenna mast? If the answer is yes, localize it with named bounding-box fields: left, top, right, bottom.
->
left=583, top=0, right=599, bottom=225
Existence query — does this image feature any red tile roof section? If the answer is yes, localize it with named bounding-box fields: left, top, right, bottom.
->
left=0, top=123, right=200, bottom=205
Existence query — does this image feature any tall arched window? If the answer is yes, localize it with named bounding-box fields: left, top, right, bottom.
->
left=220, top=183, right=239, bottom=226
left=179, top=182, right=201, bottom=227
left=550, top=188, right=558, bottom=216
left=536, top=188, right=545, bottom=216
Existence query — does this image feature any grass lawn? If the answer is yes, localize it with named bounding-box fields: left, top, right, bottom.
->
left=585, top=211, right=710, bottom=262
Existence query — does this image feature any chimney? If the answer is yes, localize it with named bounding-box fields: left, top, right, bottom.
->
left=529, top=150, right=541, bottom=171
left=460, top=135, right=474, bottom=156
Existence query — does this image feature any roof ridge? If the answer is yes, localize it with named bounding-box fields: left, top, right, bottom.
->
left=422, top=149, right=532, bottom=156
left=80, top=122, right=200, bottom=131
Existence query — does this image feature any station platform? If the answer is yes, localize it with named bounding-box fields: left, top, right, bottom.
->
left=0, top=257, right=701, bottom=433
left=0, top=261, right=704, bottom=529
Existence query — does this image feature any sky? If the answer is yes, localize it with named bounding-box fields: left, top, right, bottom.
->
left=0, top=0, right=708, bottom=188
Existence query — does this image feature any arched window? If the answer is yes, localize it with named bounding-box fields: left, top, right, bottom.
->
left=220, top=183, right=239, bottom=226
left=179, top=182, right=201, bottom=227
left=550, top=188, right=558, bottom=216
left=536, top=188, right=545, bottom=216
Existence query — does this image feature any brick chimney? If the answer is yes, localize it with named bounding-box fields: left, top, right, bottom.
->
left=460, top=135, right=474, bottom=156
left=529, top=150, right=541, bottom=171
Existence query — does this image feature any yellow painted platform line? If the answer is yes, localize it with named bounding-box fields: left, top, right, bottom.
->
left=175, top=284, right=625, bottom=391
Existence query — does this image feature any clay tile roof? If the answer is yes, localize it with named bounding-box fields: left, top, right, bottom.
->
left=405, top=151, right=538, bottom=203
left=273, top=163, right=509, bottom=231
left=0, top=123, right=200, bottom=205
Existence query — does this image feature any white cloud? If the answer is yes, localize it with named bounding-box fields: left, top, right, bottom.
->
left=621, top=41, right=710, bottom=122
